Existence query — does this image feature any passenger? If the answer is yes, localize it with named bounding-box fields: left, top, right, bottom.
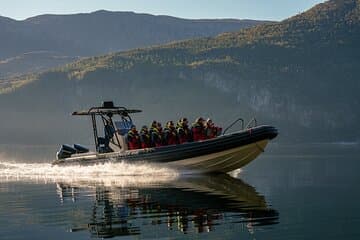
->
left=176, top=117, right=192, bottom=144
left=140, top=125, right=151, bottom=148
left=127, top=125, right=141, bottom=150
left=164, top=121, right=178, bottom=146
left=204, top=118, right=222, bottom=139
left=151, top=122, right=163, bottom=147
left=149, top=120, right=157, bottom=136
left=191, top=117, right=206, bottom=141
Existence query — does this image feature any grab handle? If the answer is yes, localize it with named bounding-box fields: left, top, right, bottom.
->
left=223, top=118, right=244, bottom=135
left=245, top=118, right=257, bottom=129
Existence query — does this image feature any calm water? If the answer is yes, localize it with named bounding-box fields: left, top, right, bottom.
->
left=0, top=143, right=359, bottom=239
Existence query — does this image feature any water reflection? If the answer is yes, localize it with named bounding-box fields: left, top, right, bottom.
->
left=56, top=174, right=279, bottom=238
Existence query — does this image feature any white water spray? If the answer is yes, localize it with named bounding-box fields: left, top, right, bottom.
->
left=0, top=159, right=179, bottom=187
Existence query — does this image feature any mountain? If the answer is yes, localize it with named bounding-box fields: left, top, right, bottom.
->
left=0, top=51, right=78, bottom=79
left=0, top=11, right=266, bottom=78
left=1, top=0, right=359, bottom=145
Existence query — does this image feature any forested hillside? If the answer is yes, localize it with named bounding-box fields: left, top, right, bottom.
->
left=1, top=0, right=359, bottom=144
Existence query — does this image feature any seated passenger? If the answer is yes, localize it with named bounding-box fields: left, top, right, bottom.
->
left=176, top=117, right=192, bottom=144
left=205, top=118, right=222, bottom=139
left=140, top=125, right=151, bottom=148
left=191, top=117, right=206, bottom=141
left=149, top=120, right=157, bottom=136
left=151, top=122, right=163, bottom=147
left=164, top=121, right=178, bottom=146
left=127, top=125, right=141, bottom=150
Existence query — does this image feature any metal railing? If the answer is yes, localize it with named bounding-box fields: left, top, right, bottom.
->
left=245, top=118, right=257, bottom=129
left=222, top=117, right=257, bottom=135
left=222, top=118, right=244, bottom=135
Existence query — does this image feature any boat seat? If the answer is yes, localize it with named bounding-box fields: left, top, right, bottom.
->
left=97, top=137, right=113, bottom=153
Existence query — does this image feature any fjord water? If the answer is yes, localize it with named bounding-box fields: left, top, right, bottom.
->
left=0, top=144, right=359, bottom=239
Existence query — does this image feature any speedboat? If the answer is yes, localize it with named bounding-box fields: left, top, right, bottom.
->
left=52, top=101, right=278, bottom=173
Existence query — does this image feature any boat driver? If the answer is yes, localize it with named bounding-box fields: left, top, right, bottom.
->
left=104, top=118, right=116, bottom=152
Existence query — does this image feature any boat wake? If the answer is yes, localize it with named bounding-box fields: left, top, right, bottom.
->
left=0, top=159, right=179, bottom=187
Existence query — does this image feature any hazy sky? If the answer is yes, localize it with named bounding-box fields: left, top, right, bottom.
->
left=2, top=0, right=326, bottom=21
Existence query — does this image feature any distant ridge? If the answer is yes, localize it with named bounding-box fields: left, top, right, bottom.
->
left=0, top=11, right=268, bottom=78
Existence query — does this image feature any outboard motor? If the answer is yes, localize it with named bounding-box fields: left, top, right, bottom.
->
left=73, top=144, right=89, bottom=154
left=56, top=144, right=77, bottom=160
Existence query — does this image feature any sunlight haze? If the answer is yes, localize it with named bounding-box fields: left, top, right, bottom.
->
left=2, top=0, right=326, bottom=21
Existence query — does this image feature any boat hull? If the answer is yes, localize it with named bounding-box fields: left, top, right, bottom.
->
left=52, top=125, right=278, bottom=173
left=166, top=139, right=269, bottom=173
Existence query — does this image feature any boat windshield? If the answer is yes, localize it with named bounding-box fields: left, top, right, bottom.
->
left=114, top=119, right=133, bottom=136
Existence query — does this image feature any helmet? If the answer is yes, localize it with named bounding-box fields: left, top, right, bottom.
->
left=151, top=120, right=157, bottom=128
left=195, top=117, right=204, bottom=123
left=141, top=125, right=148, bottom=130
left=167, top=121, right=174, bottom=128
left=181, top=117, right=187, bottom=123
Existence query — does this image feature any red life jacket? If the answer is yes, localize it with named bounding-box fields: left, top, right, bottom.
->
left=164, top=127, right=178, bottom=145
left=205, top=125, right=217, bottom=139
left=140, top=131, right=151, bottom=148
left=151, top=128, right=163, bottom=147
left=205, top=123, right=222, bottom=139
left=177, top=126, right=191, bottom=144
left=192, top=123, right=206, bottom=141
left=127, top=130, right=141, bottom=150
